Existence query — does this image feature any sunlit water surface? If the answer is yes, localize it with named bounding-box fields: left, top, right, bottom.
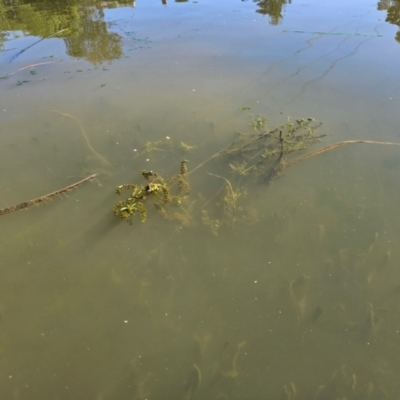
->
left=1, top=0, right=400, bottom=399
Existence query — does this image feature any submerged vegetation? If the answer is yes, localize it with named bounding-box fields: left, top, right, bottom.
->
left=113, top=161, right=189, bottom=224
left=113, top=114, right=400, bottom=236
left=3, top=112, right=400, bottom=399
left=220, top=116, right=323, bottom=182
left=113, top=116, right=323, bottom=232
left=2, top=113, right=400, bottom=222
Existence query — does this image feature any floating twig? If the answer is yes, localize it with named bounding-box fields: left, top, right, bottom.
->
left=0, top=174, right=97, bottom=216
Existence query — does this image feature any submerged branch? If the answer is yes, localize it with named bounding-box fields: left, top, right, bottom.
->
left=0, top=174, right=97, bottom=216
left=289, top=140, right=400, bottom=167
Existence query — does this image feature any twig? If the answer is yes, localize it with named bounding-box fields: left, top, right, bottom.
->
left=52, top=110, right=111, bottom=167
left=0, top=174, right=97, bottom=216
left=0, top=62, right=56, bottom=80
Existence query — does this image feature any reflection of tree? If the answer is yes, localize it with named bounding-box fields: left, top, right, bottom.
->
left=64, top=6, right=122, bottom=64
left=378, top=0, right=400, bottom=42
left=0, top=0, right=133, bottom=64
left=0, top=1, right=81, bottom=48
left=253, top=0, right=291, bottom=25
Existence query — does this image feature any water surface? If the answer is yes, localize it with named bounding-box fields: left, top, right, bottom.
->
left=1, top=0, right=400, bottom=399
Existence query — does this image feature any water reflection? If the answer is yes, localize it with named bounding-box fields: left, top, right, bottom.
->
left=253, top=0, right=291, bottom=25
left=63, top=5, right=123, bottom=65
left=3, top=0, right=400, bottom=64
left=378, top=0, right=400, bottom=42
left=0, top=0, right=133, bottom=64
left=0, top=0, right=297, bottom=61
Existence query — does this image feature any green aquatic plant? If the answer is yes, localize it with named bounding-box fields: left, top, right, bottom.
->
left=114, top=117, right=324, bottom=229
left=154, top=160, right=195, bottom=227
left=201, top=210, right=220, bottom=236
left=248, top=114, right=267, bottom=131
left=201, top=174, right=256, bottom=234
left=113, top=175, right=168, bottom=223
left=180, top=141, right=196, bottom=153
left=113, top=161, right=189, bottom=224
left=112, top=114, right=400, bottom=233
left=140, top=138, right=173, bottom=154
left=222, top=117, right=324, bottom=182
left=137, top=138, right=196, bottom=156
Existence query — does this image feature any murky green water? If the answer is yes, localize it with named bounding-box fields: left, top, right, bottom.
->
left=1, top=0, right=400, bottom=399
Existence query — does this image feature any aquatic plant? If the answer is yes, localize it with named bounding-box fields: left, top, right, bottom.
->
left=221, top=116, right=324, bottom=182
left=113, top=161, right=189, bottom=224
left=112, top=117, right=324, bottom=230
left=5, top=113, right=400, bottom=224
left=140, top=138, right=173, bottom=154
